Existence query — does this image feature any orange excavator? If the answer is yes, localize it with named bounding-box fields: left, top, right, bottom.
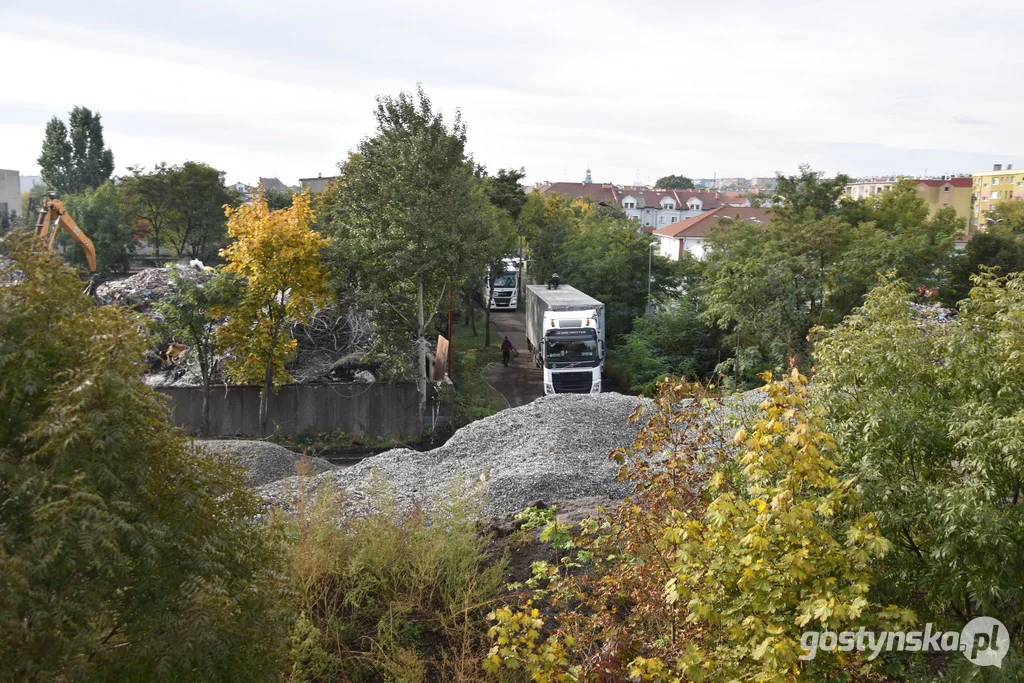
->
left=35, top=194, right=97, bottom=272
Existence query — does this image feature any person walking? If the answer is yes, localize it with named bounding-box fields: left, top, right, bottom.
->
left=500, top=336, right=518, bottom=367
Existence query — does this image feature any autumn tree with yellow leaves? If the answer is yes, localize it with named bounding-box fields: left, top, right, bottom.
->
left=216, top=189, right=333, bottom=433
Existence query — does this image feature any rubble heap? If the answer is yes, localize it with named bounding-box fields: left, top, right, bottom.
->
left=95, top=265, right=211, bottom=312
left=195, top=440, right=335, bottom=488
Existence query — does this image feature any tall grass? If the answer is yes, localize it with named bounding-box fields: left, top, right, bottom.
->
left=279, top=469, right=506, bottom=682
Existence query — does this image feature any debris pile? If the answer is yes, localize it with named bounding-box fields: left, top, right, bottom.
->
left=95, top=265, right=210, bottom=312
left=195, top=439, right=335, bottom=488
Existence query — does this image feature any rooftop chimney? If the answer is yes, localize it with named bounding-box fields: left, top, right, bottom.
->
left=1009, top=164, right=1014, bottom=171
left=994, top=164, right=1002, bottom=171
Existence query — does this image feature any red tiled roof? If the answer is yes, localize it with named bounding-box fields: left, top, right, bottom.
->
left=916, top=178, right=972, bottom=188
left=652, top=206, right=773, bottom=238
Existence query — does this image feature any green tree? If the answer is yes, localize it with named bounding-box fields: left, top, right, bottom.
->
left=323, top=87, right=501, bottom=428
left=217, top=190, right=333, bottom=433
left=37, top=106, right=115, bottom=195
left=59, top=181, right=136, bottom=275
left=266, top=188, right=295, bottom=211
left=120, top=163, right=175, bottom=257
left=941, top=231, right=1024, bottom=306
left=158, top=270, right=240, bottom=437
left=985, top=198, right=1024, bottom=233
left=165, top=161, right=237, bottom=260
left=816, top=274, right=1024, bottom=642
left=0, top=237, right=290, bottom=681
left=654, top=174, right=695, bottom=189
left=772, top=163, right=850, bottom=220
left=121, top=162, right=237, bottom=261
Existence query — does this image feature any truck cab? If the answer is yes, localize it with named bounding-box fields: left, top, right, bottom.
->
left=540, top=310, right=603, bottom=394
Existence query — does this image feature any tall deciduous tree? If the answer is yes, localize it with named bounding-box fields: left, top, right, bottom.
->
left=0, top=237, right=290, bottom=680
left=323, top=87, right=501, bottom=429
left=121, top=162, right=236, bottom=261
left=772, top=163, right=849, bottom=220
left=217, top=190, right=333, bottom=433
left=654, top=174, right=694, bottom=189
left=38, top=106, right=115, bottom=195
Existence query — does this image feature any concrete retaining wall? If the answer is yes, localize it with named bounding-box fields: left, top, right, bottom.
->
left=156, top=383, right=452, bottom=438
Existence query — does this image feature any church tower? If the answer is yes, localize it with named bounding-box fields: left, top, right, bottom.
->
left=584, top=168, right=592, bottom=184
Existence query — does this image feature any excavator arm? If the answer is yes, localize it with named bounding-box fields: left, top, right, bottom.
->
left=35, top=197, right=97, bottom=272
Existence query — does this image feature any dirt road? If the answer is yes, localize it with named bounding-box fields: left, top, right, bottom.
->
left=484, top=307, right=543, bottom=409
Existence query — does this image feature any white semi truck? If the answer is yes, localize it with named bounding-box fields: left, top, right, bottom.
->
left=482, top=258, right=520, bottom=311
left=524, top=282, right=606, bottom=395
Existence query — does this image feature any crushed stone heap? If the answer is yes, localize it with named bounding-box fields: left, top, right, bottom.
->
left=257, top=392, right=648, bottom=519
left=195, top=439, right=335, bottom=488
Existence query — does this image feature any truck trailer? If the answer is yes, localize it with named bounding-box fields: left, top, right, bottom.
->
left=524, top=283, right=606, bottom=395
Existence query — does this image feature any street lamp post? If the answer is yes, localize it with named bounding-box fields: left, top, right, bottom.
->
left=647, top=240, right=659, bottom=311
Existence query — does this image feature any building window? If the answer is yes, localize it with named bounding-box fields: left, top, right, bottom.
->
left=943, top=186, right=950, bottom=192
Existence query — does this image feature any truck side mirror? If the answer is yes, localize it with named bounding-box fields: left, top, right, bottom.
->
left=539, top=340, right=546, bottom=368
left=599, top=340, right=605, bottom=359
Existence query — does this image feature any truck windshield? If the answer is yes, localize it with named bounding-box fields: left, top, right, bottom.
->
left=545, top=338, right=599, bottom=366
left=493, top=272, right=517, bottom=288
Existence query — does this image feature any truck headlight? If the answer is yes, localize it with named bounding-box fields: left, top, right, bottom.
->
left=544, top=382, right=555, bottom=395
left=590, top=380, right=601, bottom=393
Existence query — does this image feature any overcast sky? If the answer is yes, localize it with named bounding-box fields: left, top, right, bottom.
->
left=3, top=0, right=1023, bottom=187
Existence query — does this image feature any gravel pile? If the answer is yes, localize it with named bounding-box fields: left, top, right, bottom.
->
left=196, top=439, right=335, bottom=488
left=257, top=393, right=648, bottom=518
left=96, top=265, right=210, bottom=311
left=256, top=389, right=768, bottom=520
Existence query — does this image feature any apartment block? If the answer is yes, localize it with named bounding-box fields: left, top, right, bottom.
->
left=971, top=164, right=1024, bottom=228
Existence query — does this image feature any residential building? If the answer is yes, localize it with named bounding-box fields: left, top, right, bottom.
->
left=539, top=181, right=749, bottom=230
left=914, top=177, right=972, bottom=219
left=971, top=164, right=1024, bottom=229
left=0, top=169, right=20, bottom=223
left=844, top=177, right=898, bottom=200
left=652, top=206, right=773, bottom=260
left=259, top=177, right=289, bottom=193
left=299, top=174, right=338, bottom=193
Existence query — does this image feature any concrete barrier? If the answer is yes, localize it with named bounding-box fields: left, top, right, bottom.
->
left=155, top=383, right=452, bottom=438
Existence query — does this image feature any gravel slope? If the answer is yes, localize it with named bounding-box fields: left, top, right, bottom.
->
left=195, top=439, right=335, bottom=488
left=257, top=393, right=647, bottom=518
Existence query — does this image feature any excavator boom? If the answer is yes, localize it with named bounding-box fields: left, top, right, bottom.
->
left=35, top=197, right=97, bottom=272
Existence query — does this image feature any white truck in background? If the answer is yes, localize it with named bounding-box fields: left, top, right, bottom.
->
left=524, top=282, right=606, bottom=395
left=482, top=258, right=520, bottom=311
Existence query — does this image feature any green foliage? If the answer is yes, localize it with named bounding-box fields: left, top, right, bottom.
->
left=772, top=163, right=850, bottom=220
left=158, top=268, right=240, bottom=437
left=59, top=181, right=136, bottom=274
left=521, top=193, right=678, bottom=344
left=266, top=188, right=295, bottom=210
left=322, top=87, right=505, bottom=423
left=281, top=479, right=506, bottom=682
left=0, top=238, right=290, bottom=681
left=514, top=504, right=557, bottom=532
left=121, top=161, right=238, bottom=260
left=37, top=106, right=114, bottom=195
left=697, top=173, right=958, bottom=386
left=941, top=231, right=1024, bottom=306
left=986, top=198, right=1024, bottom=234
left=654, top=174, right=695, bottom=190
left=815, top=274, right=1024, bottom=640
